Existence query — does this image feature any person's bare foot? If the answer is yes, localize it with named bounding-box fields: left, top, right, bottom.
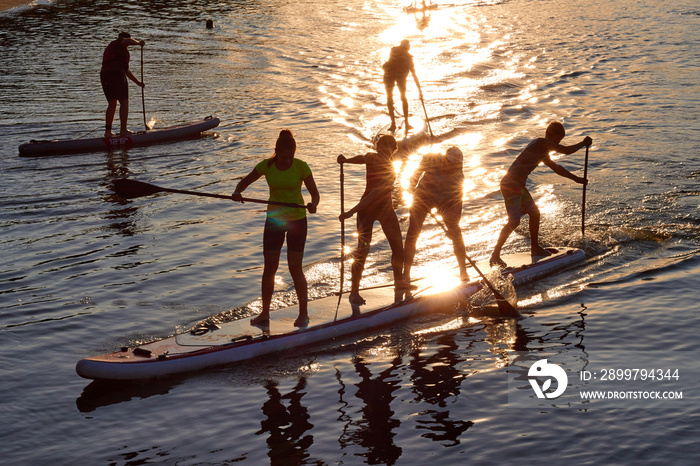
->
left=105, top=131, right=116, bottom=138
left=489, top=255, right=507, bottom=268
left=250, top=314, right=269, bottom=326
left=119, top=128, right=135, bottom=136
left=531, top=246, right=553, bottom=258
left=395, top=279, right=418, bottom=291
left=388, top=122, right=397, bottom=133
left=293, top=314, right=309, bottom=328
left=348, top=292, right=366, bottom=305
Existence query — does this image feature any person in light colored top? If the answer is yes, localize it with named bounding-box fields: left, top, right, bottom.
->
left=490, top=122, right=592, bottom=268
left=232, top=129, right=320, bottom=327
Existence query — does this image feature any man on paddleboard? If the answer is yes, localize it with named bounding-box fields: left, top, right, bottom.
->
left=338, top=135, right=408, bottom=305
left=383, top=39, right=423, bottom=133
left=404, top=146, right=469, bottom=284
left=490, top=122, right=592, bottom=268
left=100, top=32, right=145, bottom=137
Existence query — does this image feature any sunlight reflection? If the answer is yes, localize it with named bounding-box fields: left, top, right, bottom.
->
left=414, top=261, right=462, bottom=295
left=412, top=317, right=465, bottom=336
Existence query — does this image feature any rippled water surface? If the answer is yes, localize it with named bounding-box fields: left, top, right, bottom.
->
left=1, top=0, right=699, bottom=464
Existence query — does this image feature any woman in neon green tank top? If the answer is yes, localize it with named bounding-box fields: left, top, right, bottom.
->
left=232, top=129, right=320, bottom=327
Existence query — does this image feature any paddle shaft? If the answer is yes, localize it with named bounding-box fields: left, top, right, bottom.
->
left=335, top=161, right=345, bottom=319
left=115, top=179, right=307, bottom=209
left=429, top=212, right=517, bottom=315
left=140, top=45, right=148, bottom=130
left=168, top=187, right=306, bottom=208
left=415, top=77, right=434, bottom=138
left=581, top=145, right=589, bottom=240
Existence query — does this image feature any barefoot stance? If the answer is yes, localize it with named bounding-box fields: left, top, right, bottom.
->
left=250, top=314, right=270, bottom=326
left=531, top=246, right=553, bottom=257
left=348, top=292, right=366, bottom=306
left=489, top=255, right=507, bottom=269
left=293, top=314, right=309, bottom=328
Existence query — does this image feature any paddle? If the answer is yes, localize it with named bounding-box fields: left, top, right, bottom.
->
left=334, top=160, right=345, bottom=320
left=140, top=45, right=150, bottom=131
left=581, top=144, right=589, bottom=241
left=429, top=212, right=518, bottom=316
left=113, top=178, right=307, bottom=209
left=415, top=77, right=434, bottom=138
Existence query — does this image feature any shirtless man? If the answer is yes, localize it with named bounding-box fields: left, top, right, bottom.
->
left=490, top=122, right=592, bottom=267
left=338, top=135, right=406, bottom=304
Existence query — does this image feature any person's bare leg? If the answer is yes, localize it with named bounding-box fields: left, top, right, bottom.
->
left=385, top=80, right=396, bottom=132
left=287, top=250, right=309, bottom=327
left=118, top=98, right=132, bottom=135
left=490, top=220, right=518, bottom=268
left=528, top=208, right=551, bottom=257
left=349, top=217, right=372, bottom=306
left=105, top=100, right=118, bottom=137
left=445, top=220, right=468, bottom=280
left=403, top=208, right=426, bottom=284
left=252, top=249, right=281, bottom=325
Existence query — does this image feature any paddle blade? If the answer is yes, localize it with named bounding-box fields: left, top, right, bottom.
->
left=496, top=296, right=519, bottom=317
left=113, top=179, right=165, bottom=199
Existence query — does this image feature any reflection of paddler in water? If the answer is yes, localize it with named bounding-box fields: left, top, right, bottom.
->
left=338, top=135, right=409, bottom=306
left=258, top=378, right=314, bottom=462
left=404, top=147, right=469, bottom=285
left=348, top=356, right=403, bottom=463
left=490, top=122, right=591, bottom=268
left=383, top=39, right=423, bottom=133
left=232, top=129, right=320, bottom=328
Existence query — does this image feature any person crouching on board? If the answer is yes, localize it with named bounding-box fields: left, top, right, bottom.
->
left=404, top=147, right=469, bottom=285
left=232, top=129, right=320, bottom=328
left=100, top=32, right=145, bottom=138
left=338, top=135, right=409, bottom=305
left=489, top=122, right=592, bottom=268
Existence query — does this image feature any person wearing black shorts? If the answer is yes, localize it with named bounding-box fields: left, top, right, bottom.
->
left=100, top=32, right=145, bottom=137
left=232, top=130, right=320, bottom=328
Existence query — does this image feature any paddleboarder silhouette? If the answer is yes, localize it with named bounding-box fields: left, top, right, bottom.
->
left=100, top=32, right=145, bottom=137
left=490, top=122, right=592, bottom=268
left=383, top=39, right=423, bottom=133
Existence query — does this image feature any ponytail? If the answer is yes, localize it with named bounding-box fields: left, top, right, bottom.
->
left=268, top=129, right=297, bottom=167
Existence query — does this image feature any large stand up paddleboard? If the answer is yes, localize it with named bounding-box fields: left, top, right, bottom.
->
left=18, top=116, right=220, bottom=157
left=76, top=247, right=584, bottom=380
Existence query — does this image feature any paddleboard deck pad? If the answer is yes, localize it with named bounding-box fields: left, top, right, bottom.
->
left=19, top=116, right=220, bottom=157
left=76, top=247, right=584, bottom=380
